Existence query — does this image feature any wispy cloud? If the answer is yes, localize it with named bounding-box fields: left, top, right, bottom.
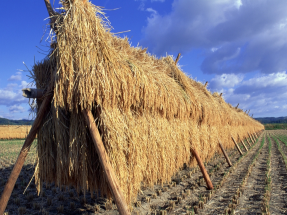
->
left=141, top=0, right=287, bottom=75
left=9, top=105, right=25, bottom=113
left=208, top=72, right=287, bottom=117
left=8, top=72, right=22, bottom=81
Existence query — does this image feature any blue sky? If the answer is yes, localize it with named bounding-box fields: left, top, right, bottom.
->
left=0, top=0, right=287, bottom=120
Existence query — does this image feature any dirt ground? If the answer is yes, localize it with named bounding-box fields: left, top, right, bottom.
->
left=1, top=130, right=287, bottom=214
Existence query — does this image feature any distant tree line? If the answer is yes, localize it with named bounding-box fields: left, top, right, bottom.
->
left=0, top=117, right=34, bottom=126
left=255, top=117, right=287, bottom=124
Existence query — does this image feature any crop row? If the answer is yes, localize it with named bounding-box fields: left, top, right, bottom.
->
left=261, top=135, right=272, bottom=215
left=190, top=134, right=261, bottom=214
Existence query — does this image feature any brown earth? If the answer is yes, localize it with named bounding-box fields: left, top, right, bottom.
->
left=2, top=130, right=287, bottom=214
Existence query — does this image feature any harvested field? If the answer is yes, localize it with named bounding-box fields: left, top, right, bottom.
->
left=4, top=131, right=287, bottom=214
left=6, top=132, right=287, bottom=214
left=0, top=126, right=31, bottom=140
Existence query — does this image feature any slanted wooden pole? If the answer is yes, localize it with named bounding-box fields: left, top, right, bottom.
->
left=235, top=103, right=239, bottom=109
left=220, top=93, right=223, bottom=97
left=0, top=90, right=53, bottom=215
left=175, top=53, right=181, bottom=65
left=241, top=140, right=248, bottom=151
left=248, top=132, right=255, bottom=144
left=246, top=138, right=251, bottom=147
left=204, top=81, right=208, bottom=88
left=192, top=147, right=213, bottom=190
left=82, top=109, right=131, bottom=215
left=250, top=133, right=256, bottom=143
left=218, top=140, right=232, bottom=167
left=231, top=136, right=243, bottom=155
left=254, top=132, right=258, bottom=138
left=252, top=133, right=257, bottom=142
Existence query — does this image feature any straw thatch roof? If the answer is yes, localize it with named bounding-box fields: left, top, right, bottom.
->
left=32, top=0, right=264, bottom=204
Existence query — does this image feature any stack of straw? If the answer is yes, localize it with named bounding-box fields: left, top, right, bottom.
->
left=32, top=0, right=264, bottom=204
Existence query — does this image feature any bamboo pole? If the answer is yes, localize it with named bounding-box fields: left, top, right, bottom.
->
left=218, top=140, right=232, bottom=167
left=0, top=91, right=53, bottom=215
left=241, top=140, right=248, bottom=151
left=192, top=148, right=213, bottom=190
left=231, top=136, right=243, bottom=155
left=82, top=109, right=131, bottom=215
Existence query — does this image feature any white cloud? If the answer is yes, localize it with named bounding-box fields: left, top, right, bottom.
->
left=146, top=8, right=157, bottom=15
left=0, top=80, right=31, bottom=106
left=8, top=72, right=22, bottom=81
left=234, top=0, right=242, bottom=9
left=20, top=81, right=29, bottom=89
left=209, top=72, right=287, bottom=117
left=234, top=71, right=287, bottom=94
left=209, top=73, right=244, bottom=91
left=141, top=0, right=287, bottom=75
left=9, top=105, right=25, bottom=113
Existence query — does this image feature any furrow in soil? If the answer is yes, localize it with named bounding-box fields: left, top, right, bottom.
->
left=235, top=134, right=268, bottom=214
left=200, top=134, right=264, bottom=215
left=269, top=135, right=287, bottom=214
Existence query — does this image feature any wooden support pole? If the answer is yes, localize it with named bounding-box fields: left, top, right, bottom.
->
left=252, top=133, right=257, bottom=142
left=241, top=140, right=248, bottom=151
left=218, top=140, right=232, bottom=167
left=246, top=138, right=251, bottom=147
left=0, top=91, right=53, bottom=215
left=235, top=103, right=239, bottom=109
left=82, top=109, right=131, bottom=215
left=250, top=133, right=256, bottom=143
left=248, top=132, right=255, bottom=144
left=175, top=53, right=181, bottom=65
left=220, top=93, right=223, bottom=97
left=192, top=148, right=213, bottom=190
left=254, top=132, right=258, bottom=138
left=204, top=81, right=208, bottom=88
left=231, top=136, right=243, bottom=156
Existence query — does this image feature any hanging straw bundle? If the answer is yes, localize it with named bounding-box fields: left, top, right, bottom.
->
left=32, top=0, right=264, bottom=204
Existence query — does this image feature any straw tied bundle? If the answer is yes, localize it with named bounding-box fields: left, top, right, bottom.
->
left=32, top=0, right=263, bottom=205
